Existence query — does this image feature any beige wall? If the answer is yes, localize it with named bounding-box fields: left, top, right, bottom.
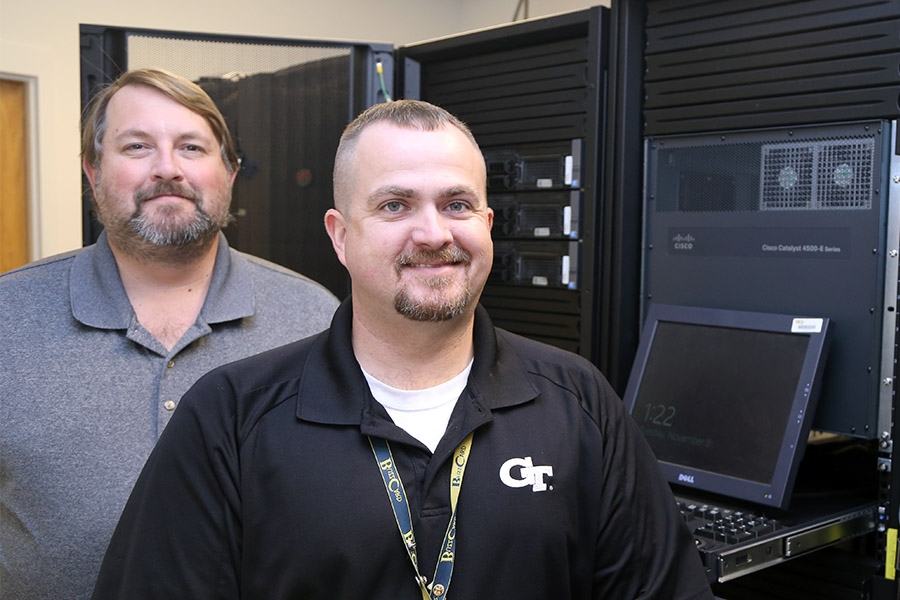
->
left=460, top=0, right=607, bottom=31
left=0, top=0, right=604, bottom=259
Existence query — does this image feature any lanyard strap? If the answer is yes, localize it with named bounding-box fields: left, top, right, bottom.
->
left=370, top=433, right=474, bottom=600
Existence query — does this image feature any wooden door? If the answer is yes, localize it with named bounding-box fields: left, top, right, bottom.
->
left=0, top=77, right=29, bottom=273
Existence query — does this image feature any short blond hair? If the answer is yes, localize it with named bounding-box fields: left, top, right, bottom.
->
left=333, top=100, right=481, bottom=210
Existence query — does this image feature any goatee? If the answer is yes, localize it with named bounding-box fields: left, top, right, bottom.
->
left=393, top=247, right=473, bottom=322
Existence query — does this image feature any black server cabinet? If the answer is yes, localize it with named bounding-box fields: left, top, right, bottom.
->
left=611, top=1, right=900, bottom=598
left=400, top=8, right=609, bottom=364
left=79, top=8, right=628, bottom=385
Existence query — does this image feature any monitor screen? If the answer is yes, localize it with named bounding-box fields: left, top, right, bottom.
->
left=622, top=303, right=833, bottom=510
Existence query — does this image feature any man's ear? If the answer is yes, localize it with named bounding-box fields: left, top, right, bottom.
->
left=83, top=158, right=99, bottom=191
left=324, top=208, right=348, bottom=267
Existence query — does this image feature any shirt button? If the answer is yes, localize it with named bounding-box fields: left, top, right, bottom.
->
left=167, top=360, right=176, bottom=368
left=164, top=400, right=176, bottom=411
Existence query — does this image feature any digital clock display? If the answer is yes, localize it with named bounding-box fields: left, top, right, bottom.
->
left=642, top=403, right=675, bottom=427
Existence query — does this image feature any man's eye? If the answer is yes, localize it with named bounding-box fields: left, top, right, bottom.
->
left=125, top=143, right=146, bottom=151
left=383, top=201, right=404, bottom=213
left=447, top=201, right=470, bottom=212
left=183, top=144, right=203, bottom=153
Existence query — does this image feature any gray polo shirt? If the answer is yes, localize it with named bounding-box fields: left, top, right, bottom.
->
left=0, top=232, right=339, bottom=600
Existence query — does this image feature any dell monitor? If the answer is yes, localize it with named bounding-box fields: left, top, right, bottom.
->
left=622, top=303, right=833, bottom=510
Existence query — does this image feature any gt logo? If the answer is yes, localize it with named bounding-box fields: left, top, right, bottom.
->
left=499, top=457, right=553, bottom=492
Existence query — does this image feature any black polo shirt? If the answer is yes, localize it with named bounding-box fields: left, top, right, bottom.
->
left=93, top=300, right=712, bottom=600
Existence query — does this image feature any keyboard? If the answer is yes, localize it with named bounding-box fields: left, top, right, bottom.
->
left=677, top=498, right=787, bottom=550
left=674, top=495, right=877, bottom=583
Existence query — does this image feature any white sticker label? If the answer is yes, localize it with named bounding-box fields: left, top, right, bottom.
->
left=536, top=178, right=553, bottom=188
left=532, top=276, right=549, bottom=286
left=533, top=227, right=551, bottom=237
left=791, top=318, right=824, bottom=333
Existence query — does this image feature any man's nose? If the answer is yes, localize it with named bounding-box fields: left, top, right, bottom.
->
left=410, top=205, right=453, bottom=248
left=151, top=148, right=185, bottom=181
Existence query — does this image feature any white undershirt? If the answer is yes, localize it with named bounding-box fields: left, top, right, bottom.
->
left=362, top=359, right=474, bottom=453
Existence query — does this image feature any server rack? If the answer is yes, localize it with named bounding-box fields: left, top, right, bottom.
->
left=611, top=1, right=900, bottom=597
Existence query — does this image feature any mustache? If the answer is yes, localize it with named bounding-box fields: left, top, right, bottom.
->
left=134, top=181, right=203, bottom=205
left=396, top=247, right=472, bottom=267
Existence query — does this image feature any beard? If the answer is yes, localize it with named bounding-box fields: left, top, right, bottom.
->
left=393, top=247, right=475, bottom=322
left=95, top=178, right=232, bottom=258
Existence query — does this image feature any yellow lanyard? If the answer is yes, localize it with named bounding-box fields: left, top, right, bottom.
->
left=369, top=433, right=473, bottom=600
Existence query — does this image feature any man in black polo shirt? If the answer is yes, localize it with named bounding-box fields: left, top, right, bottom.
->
left=93, top=100, right=712, bottom=600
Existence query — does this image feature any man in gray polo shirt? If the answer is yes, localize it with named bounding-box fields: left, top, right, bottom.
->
left=0, top=68, right=339, bottom=599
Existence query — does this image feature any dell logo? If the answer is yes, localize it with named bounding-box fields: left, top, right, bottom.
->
left=499, top=457, right=554, bottom=492
left=678, top=473, right=695, bottom=484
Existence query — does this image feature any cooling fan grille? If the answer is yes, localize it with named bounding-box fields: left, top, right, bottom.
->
left=760, top=137, right=874, bottom=210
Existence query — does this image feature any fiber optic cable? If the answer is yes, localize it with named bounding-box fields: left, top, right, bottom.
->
left=376, top=60, right=392, bottom=102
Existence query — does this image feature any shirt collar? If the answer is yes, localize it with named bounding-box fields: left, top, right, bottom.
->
left=70, top=231, right=255, bottom=330
left=296, top=298, right=539, bottom=426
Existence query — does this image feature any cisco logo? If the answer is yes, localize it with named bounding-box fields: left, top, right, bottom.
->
left=672, top=233, right=695, bottom=250
left=678, top=473, right=695, bottom=484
